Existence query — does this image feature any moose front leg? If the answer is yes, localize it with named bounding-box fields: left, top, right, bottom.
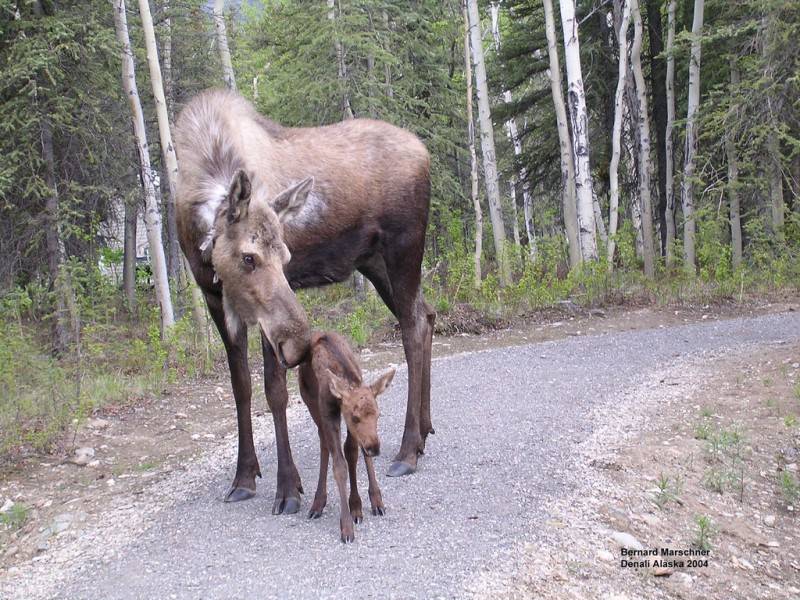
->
left=261, top=334, right=303, bottom=514
left=206, top=295, right=260, bottom=502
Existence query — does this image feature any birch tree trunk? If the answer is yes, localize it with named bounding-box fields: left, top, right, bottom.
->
left=213, top=0, right=237, bottom=92
left=664, top=0, right=677, bottom=265
left=467, top=0, right=510, bottom=286
left=558, top=0, right=598, bottom=261
left=328, top=0, right=354, bottom=120
left=491, top=2, right=534, bottom=258
left=542, top=0, right=580, bottom=268
left=464, top=4, right=483, bottom=288
left=160, top=1, right=181, bottom=280
left=607, top=0, right=631, bottom=268
left=680, top=0, right=704, bottom=273
left=630, top=0, right=656, bottom=278
left=726, top=57, right=742, bottom=269
left=113, top=0, right=175, bottom=333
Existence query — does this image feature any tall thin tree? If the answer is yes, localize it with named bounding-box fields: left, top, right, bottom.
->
left=464, top=2, right=483, bottom=288
left=664, top=0, right=677, bottom=265
left=213, top=0, right=237, bottom=92
left=680, top=0, right=704, bottom=273
left=542, top=0, right=580, bottom=268
left=558, top=0, right=598, bottom=261
left=630, top=0, right=656, bottom=278
left=113, top=0, right=175, bottom=333
left=607, top=0, right=631, bottom=269
left=467, top=0, right=510, bottom=286
left=490, top=2, right=535, bottom=258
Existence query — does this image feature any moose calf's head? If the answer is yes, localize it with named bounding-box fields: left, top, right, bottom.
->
left=211, top=170, right=313, bottom=368
left=327, top=368, right=396, bottom=457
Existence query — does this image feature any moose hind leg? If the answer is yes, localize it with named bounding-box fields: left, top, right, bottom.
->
left=387, top=290, right=433, bottom=477
left=206, top=294, right=260, bottom=502
left=419, top=300, right=436, bottom=447
left=262, top=333, right=303, bottom=514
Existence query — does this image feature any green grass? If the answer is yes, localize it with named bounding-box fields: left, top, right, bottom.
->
left=778, top=472, right=799, bottom=506
left=693, top=514, right=715, bottom=551
left=0, top=503, right=29, bottom=530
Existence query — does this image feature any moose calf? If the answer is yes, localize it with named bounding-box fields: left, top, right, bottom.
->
left=298, top=331, right=395, bottom=543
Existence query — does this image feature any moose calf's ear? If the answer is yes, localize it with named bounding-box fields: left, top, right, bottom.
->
left=326, top=369, right=349, bottom=400
left=369, top=367, right=396, bottom=398
left=272, top=176, right=314, bottom=223
left=227, top=169, right=252, bottom=224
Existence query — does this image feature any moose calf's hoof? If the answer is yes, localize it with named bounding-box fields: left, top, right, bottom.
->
left=308, top=509, right=324, bottom=519
left=341, top=532, right=355, bottom=544
left=386, top=461, right=416, bottom=477
left=372, top=506, right=386, bottom=516
left=224, top=487, right=256, bottom=503
left=272, top=495, right=301, bottom=515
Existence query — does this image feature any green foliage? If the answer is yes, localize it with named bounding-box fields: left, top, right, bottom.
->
left=0, top=502, right=29, bottom=531
left=778, top=471, right=799, bottom=506
left=693, top=514, right=715, bottom=551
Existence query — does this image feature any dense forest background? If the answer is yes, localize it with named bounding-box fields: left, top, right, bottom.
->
left=1, top=0, right=798, bottom=458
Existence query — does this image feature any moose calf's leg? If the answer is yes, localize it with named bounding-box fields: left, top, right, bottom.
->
left=308, top=434, right=328, bottom=519
left=324, top=421, right=354, bottom=543
left=362, top=452, right=385, bottom=516
left=262, top=335, right=303, bottom=515
left=206, top=296, right=260, bottom=502
left=344, top=432, right=363, bottom=524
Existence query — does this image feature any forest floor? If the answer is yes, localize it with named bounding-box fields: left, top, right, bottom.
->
left=0, top=298, right=799, bottom=598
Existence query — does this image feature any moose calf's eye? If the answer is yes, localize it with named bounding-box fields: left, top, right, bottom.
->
left=242, top=254, right=255, bottom=268
left=351, top=416, right=361, bottom=425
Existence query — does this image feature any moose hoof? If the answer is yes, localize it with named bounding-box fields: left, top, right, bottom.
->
left=272, top=495, right=301, bottom=515
left=308, top=509, right=324, bottom=519
left=386, top=461, right=416, bottom=477
left=341, top=532, right=355, bottom=544
left=224, top=486, right=256, bottom=503
left=371, top=506, right=385, bottom=516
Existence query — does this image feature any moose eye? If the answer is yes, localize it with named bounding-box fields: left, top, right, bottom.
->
left=351, top=416, right=361, bottom=425
left=242, top=254, right=256, bottom=269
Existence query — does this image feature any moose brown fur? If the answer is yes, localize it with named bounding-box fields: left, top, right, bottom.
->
left=175, top=89, right=435, bottom=513
left=299, top=332, right=395, bottom=543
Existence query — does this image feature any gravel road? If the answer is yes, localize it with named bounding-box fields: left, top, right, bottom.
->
left=57, top=312, right=800, bottom=599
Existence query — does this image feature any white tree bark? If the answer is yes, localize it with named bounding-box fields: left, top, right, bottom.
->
left=559, top=0, right=598, bottom=261
left=727, top=57, right=742, bottom=269
left=542, top=0, right=580, bottom=268
left=467, top=0, right=510, bottom=286
left=328, top=0, right=354, bottom=119
left=464, top=4, right=483, bottom=288
left=213, top=0, right=237, bottom=92
left=664, top=0, right=677, bottom=266
left=138, top=0, right=178, bottom=210
left=491, top=2, right=534, bottom=258
left=607, top=0, right=631, bottom=269
left=113, top=0, right=175, bottom=332
left=630, top=0, right=656, bottom=278
left=680, top=0, right=704, bottom=273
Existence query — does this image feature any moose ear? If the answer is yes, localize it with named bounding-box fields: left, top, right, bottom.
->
left=226, top=169, right=252, bottom=224
left=369, top=367, right=396, bottom=398
left=272, top=177, right=314, bottom=223
left=326, top=368, right=349, bottom=400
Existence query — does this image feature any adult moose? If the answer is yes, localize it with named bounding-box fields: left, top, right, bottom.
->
left=175, top=89, right=435, bottom=513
